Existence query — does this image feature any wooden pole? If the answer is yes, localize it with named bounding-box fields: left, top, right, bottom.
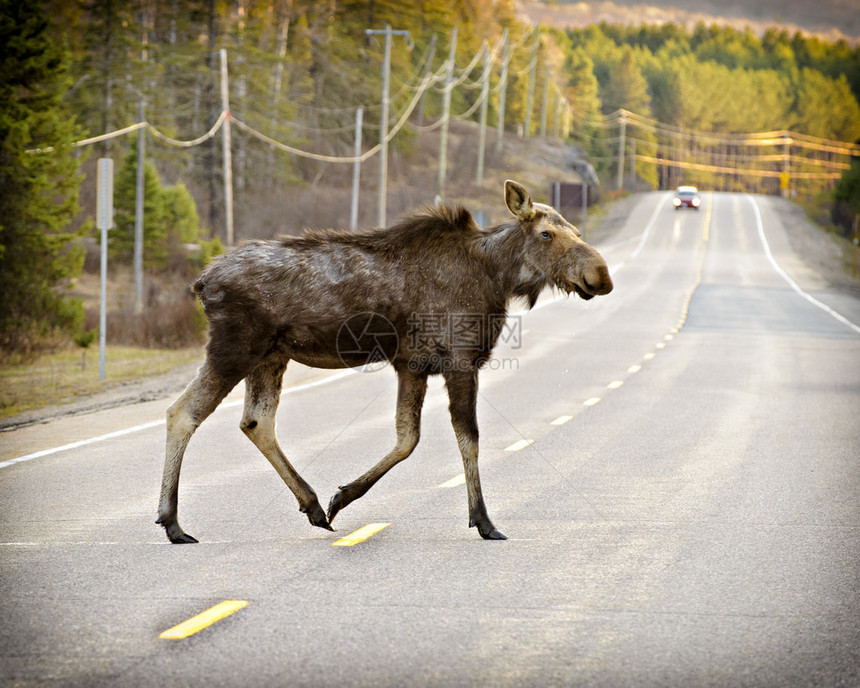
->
left=438, top=26, right=457, bottom=202
left=495, top=29, right=509, bottom=153
left=524, top=31, right=539, bottom=137
left=220, top=49, right=234, bottom=246
left=616, top=111, right=626, bottom=190
left=350, top=107, right=363, bottom=230
left=476, top=44, right=490, bottom=185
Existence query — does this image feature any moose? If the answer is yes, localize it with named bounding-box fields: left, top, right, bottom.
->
left=157, top=180, right=613, bottom=543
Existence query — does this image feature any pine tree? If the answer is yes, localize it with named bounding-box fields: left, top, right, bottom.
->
left=601, top=48, right=651, bottom=115
left=111, top=141, right=202, bottom=271
left=0, top=0, right=85, bottom=357
left=111, top=141, right=167, bottom=269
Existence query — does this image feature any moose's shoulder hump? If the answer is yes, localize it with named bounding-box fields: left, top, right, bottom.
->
left=423, top=204, right=478, bottom=232
left=383, top=204, right=479, bottom=240
left=276, top=204, right=479, bottom=250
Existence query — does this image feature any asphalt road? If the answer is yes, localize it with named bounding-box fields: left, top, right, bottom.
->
left=1, top=192, right=858, bottom=687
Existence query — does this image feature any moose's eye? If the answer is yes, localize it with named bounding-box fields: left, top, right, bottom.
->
left=540, top=231, right=552, bottom=240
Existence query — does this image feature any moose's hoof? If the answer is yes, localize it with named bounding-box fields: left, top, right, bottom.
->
left=480, top=528, right=508, bottom=540
left=327, top=490, right=346, bottom=524
left=472, top=519, right=507, bottom=540
left=169, top=531, right=200, bottom=544
left=157, top=517, right=199, bottom=544
left=301, top=502, right=334, bottom=531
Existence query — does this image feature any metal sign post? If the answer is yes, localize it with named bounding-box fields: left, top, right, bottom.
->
left=96, top=158, right=114, bottom=382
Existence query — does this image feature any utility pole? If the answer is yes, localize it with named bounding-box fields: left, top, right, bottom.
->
left=540, top=65, right=549, bottom=137
left=350, top=106, right=363, bottom=230
left=416, top=34, right=436, bottom=127
left=438, top=26, right=457, bottom=202
left=134, top=17, right=147, bottom=314
left=134, top=98, right=145, bottom=314
left=562, top=99, right=571, bottom=139
left=630, top=138, right=636, bottom=180
left=366, top=26, right=411, bottom=226
left=495, top=28, right=509, bottom=153
left=220, top=49, right=234, bottom=245
left=524, top=30, right=539, bottom=137
left=616, top=110, right=626, bottom=190
left=377, top=27, right=392, bottom=225
left=476, top=43, right=491, bottom=185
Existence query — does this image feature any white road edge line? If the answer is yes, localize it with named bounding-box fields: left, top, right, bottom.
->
left=0, top=369, right=357, bottom=469
left=748, top=195, right=860, bottom=335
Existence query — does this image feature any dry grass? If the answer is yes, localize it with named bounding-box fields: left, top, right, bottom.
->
left=0, top=345, right=203, bottom=419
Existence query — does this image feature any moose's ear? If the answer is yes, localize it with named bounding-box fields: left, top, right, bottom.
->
left=505, top=180, right=535, bottom=220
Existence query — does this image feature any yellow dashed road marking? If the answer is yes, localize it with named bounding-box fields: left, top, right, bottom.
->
left=160, top=600, right=248, bottom=640
left=540, top=197, right=710, bottom=446
left=332, top=523, right=391, bottom=547
left=439, top=474, right=466, bottom=488
left=504, top=439, right=534, bottom=452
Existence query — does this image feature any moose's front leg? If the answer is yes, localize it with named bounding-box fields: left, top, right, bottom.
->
left=327, top=368, right=428, bottom=524
left=444, top=368, right=507, bottom=540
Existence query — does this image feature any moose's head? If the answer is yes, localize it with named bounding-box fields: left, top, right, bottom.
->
left=505, top=180, right=613, bottom=301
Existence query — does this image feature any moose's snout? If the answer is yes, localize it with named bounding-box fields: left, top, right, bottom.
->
left=582, top=264, right=614, bottom=296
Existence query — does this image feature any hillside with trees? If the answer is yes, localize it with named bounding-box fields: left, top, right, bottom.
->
left=3, top=0, right=860, bottom=358
left=558, top=22, right=860, bottom=198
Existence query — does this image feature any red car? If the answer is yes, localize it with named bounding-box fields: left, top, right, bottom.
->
left=673, top=185, right=701, bottom=210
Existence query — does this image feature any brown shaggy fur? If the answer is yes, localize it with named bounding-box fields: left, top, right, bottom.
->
left=156, top=181, right=613, bottom=544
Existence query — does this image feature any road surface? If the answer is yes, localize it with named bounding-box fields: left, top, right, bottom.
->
left=1, top=191, right=858, bottom=687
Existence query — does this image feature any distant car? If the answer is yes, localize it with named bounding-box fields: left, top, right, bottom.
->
left=673, top=185, right=701, bottom=210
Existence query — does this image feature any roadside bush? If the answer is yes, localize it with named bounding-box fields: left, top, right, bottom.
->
left=84, top=296, right=206, bottom=350
left=116, top=299, right=204, bottom=349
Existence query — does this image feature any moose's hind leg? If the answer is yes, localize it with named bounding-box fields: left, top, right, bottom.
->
left=157, top=364, right=237, bottom=543
left=241, top=358, right=333, bottom=532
